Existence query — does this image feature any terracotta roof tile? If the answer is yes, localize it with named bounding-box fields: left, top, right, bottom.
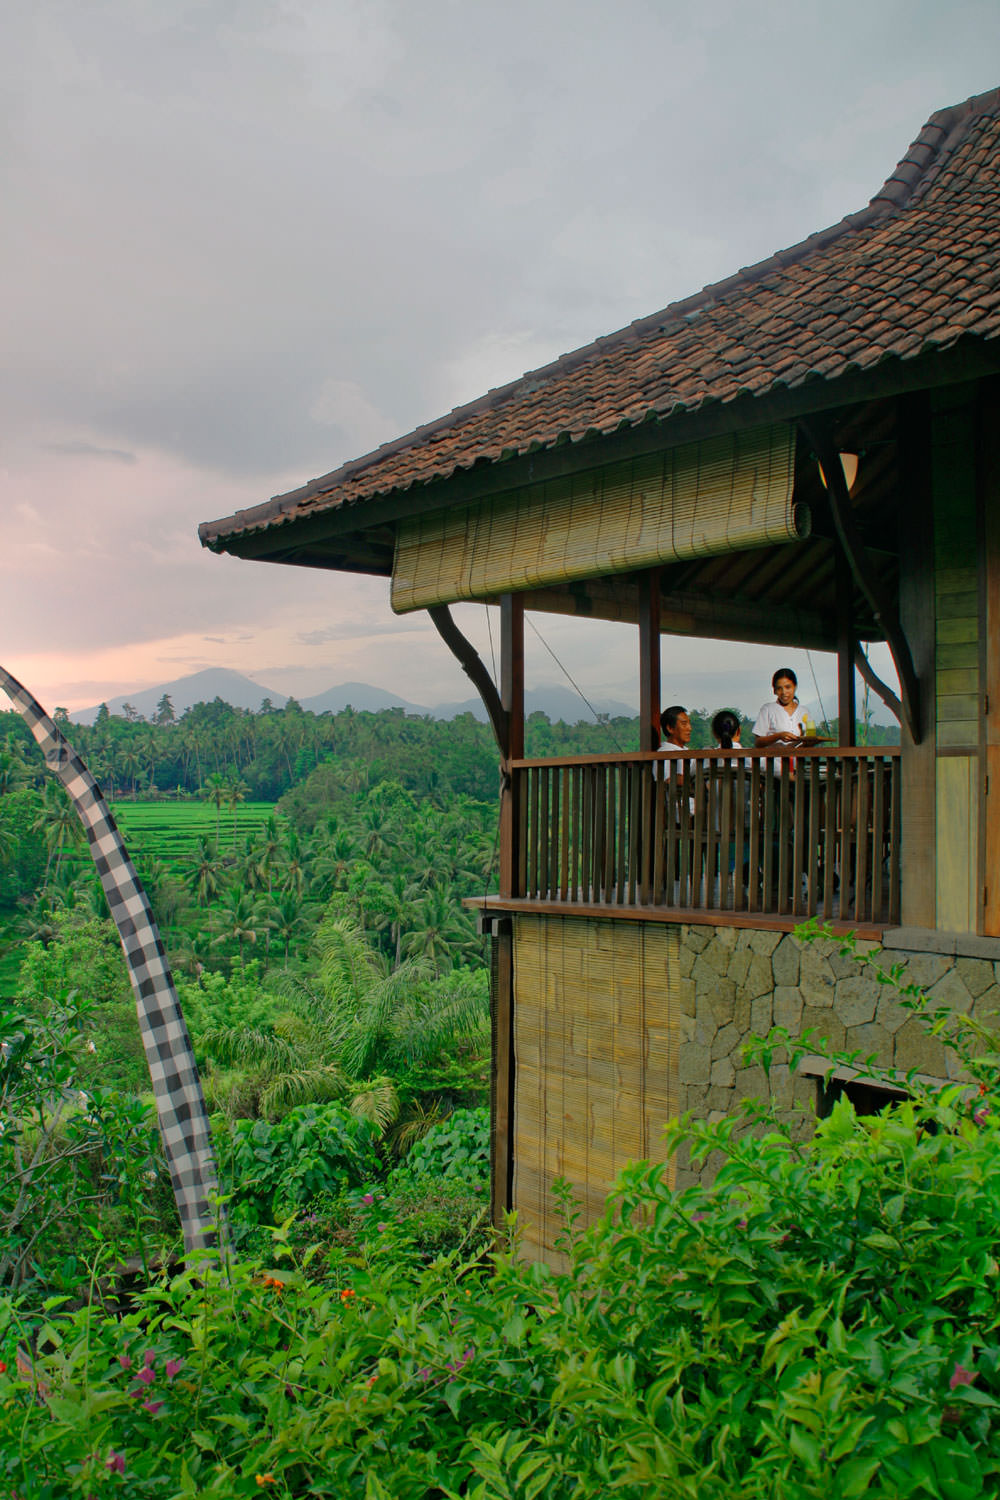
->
left=201, top=87, right=1000, bottom=549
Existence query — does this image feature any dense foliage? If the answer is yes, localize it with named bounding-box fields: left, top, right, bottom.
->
left=2, top=951, right=999, bottom=1497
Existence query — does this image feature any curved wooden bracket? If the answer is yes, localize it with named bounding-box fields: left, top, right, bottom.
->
left=428, top=604, right=509, bottom=757
left=854, top=642, right=902, bottom=722
left=800, top=418, right=921, bottom=743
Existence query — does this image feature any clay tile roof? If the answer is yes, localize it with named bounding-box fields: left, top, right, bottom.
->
left=201, top=86, right=1000, bottom=550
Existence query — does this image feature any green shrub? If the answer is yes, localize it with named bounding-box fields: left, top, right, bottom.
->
left=6, top=943, right=1000, bottom=1496
left=1, top=994, right=176, bottom=1293
left=217, top=1102, right=382, bottom=1230
left=393, top=1105, right=489, bottom=1187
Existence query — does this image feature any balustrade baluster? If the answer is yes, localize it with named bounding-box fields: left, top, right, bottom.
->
left=653, top=761, right=666, bottom=904
left=733, top=756, right=747, bottom=912
left=871, top=757, right=886, bottom=921
left=856, top=754, right=871, bottom=922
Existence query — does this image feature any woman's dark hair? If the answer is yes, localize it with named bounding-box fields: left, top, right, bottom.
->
left=711, top=709, right=741, bottom=749
left=771, top=667, right=797, bottom=691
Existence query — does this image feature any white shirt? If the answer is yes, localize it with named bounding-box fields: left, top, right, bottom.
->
left=753, top=701, right=803, bottom=741
left=753, top=700, right=804, bottom=776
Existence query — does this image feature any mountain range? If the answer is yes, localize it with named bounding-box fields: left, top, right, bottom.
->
left=70, top=668, right=635, bottom=726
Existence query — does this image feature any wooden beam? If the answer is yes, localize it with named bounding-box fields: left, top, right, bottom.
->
left=498, top=596, right=525, bottom=900
left=501, top=594, right=525, bottom=762
left=979, top=376, right=1000, bottom=935
left=490, top=928, right=515, bottom=1221
left=428, top=605, right=508, bottom=756
left=896, top=392, right=936, bottom=927
left=801, top=416, right=921, bottom=742
left=638, top=570, right=661, bottom=750
left=520, top=580, right=841, bottom=651
left=854, top=644, right=901, bottom=721
left=493, top=593, right=524, bottom=1228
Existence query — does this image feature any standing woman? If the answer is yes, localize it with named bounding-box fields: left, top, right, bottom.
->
left=753, top=668, right=805, bottom=750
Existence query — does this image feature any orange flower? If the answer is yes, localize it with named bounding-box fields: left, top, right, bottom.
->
left=262, top=1276, right=285, bottom=1293
left=340, top=1288, right=355, bottom=1304
left=255, top=1476, right=276, bottom=1487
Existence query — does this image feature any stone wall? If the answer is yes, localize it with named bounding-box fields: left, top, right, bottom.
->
left=671, top=923, right=1000, bottom=1185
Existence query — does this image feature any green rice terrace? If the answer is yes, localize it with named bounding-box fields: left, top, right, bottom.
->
left=112, top=798, right=280, bottom=864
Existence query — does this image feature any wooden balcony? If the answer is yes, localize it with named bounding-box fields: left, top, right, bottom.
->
left=506, top=747, right=901, bottom=929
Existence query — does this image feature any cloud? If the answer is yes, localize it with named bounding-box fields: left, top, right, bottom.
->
left=43, top=440, right=137, bottom=464
left=0, top=0, right=989, bottom=717
left=296, top=619, right=421, bottom=646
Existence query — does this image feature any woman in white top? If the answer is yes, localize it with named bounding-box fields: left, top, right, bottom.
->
left=753, top=668, right=805, bottom=750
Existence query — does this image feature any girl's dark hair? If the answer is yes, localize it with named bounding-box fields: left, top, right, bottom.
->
left=772, top=667, right=797, bottom=691
left=711, top=710, right=741, bottom=750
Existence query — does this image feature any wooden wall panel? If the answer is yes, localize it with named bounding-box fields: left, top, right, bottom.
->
left=512, top=915, right=679, bottom=1265
left=936, top=756, right=979, bottom=931
left=931, top=391, right=981, bottom=928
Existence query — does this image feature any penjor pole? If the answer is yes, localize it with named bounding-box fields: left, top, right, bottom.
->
left=0, top=666, right=223, bottom=1254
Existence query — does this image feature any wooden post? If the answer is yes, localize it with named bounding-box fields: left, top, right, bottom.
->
left=638, top=569, right=662, bottom=751
left=493, top=593, right=524, bottom=1221
left=979, top=376, right=1000, bottom=935
left=836, top=549, right=856, bottom=747
left=897, top=392, right=936, bottom=928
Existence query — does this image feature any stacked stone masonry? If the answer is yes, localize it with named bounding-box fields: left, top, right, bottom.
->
left=672, top=924, right=1000, bottom=1186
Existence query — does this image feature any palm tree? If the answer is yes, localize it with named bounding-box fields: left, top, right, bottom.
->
left=212, top=885, right=260, bottom=966
left=200, top=772, right=228, bottom=844
left=262, top=888, right=310, bottom=965
left=189, top=837, right=224, bottom=905
left=403, top=888, right=474, bottom=975
left=32, top=784, right=83, bottom=882
left=198, top=913, right=488, bottom=1129
left=226, top=776, right=250, bottom=846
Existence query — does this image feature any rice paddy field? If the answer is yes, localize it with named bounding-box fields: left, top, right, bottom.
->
left=110, top=799, right=279, bottom=872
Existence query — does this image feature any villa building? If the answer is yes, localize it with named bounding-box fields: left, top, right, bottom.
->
left=202, top=87, right=1000, bottom=1260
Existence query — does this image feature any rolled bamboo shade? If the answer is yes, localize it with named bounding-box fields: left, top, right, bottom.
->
left=512, top=914, right=678, bottom=1264
left=391, top=422, right=800, bottom=612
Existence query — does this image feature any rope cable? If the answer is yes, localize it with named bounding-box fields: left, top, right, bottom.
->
left=484, top=604, right=498, bottom=686
left=805, top=649, right=830, bottom=731
left=526, top=615, right=625, bottom=752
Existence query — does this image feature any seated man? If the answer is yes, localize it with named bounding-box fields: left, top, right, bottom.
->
left=660, top=704, right=691, bottom=750
left=659, top=705, right=695, bottom=823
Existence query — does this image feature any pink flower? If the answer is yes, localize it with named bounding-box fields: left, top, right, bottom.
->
left=376, top=1222, right=387, bottom=1233
left=950, top=1363, right=976, bottom=1390
left=974, top=1107, right=989, bottom=1126
left=165, top=1359, right=183, bottom=1381
left=118, top=1354, right=132, bottom=1370
left=142, top=1350, right=156, bottom=1368
left=361, top=1193, right=374, bottom=1206
left=105, top=1452, right=126, bottom=1474
left=143, top=1399, right=164, bottom=1415
left=136, top=1365, right=155, bottom=1386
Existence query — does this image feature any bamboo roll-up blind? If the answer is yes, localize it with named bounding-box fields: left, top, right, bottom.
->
left=391, top=423, right=799, bottom=612
left=512, top=914, right=678, bottom=1264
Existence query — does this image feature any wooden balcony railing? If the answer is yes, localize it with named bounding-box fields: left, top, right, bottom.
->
left=511, top=747, right=901, bottom=925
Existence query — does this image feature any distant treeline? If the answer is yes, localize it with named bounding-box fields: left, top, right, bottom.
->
left=0, top=694, right=899, bottom=809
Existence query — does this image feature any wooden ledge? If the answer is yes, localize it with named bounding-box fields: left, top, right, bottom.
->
left=464, top=895, right=888, bottom=940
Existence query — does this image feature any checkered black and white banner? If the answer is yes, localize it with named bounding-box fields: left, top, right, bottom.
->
left=0, top=667, right=222, bottom=1254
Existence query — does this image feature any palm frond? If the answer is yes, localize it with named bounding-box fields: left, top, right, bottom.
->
left=259, top=1064, right=346, bottom=1118
left=387, top=1100, right=446, bottom=1157
left=348, top=1079, right=401, bottom=1134
left=199, top=1024, right=300, bottom=1072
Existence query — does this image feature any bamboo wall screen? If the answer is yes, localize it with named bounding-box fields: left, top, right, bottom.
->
left=512, top=914, right=679, bottom=1265
left=391, top=423, right=798, bottom=611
